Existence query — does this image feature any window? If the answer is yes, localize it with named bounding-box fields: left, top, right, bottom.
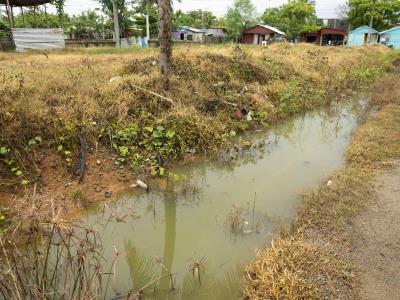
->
left=187, top=35, right=193, bottom=41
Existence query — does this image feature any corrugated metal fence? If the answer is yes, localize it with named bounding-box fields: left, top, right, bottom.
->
left=11, top=28, right=65, bottom=52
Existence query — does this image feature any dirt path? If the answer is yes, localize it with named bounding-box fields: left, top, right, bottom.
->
left=351, top=163, right=400, bottom=300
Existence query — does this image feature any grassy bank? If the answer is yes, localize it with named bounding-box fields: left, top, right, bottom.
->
left=0, top=45, right=394, bottom=182
left=243, top=61, right=400, bottom=299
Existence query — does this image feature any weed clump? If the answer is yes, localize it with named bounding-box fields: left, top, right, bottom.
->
left=244, top=237, right=356, bottom=300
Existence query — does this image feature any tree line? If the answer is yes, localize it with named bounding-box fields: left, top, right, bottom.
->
left=2, top=0, right=399, bottom=40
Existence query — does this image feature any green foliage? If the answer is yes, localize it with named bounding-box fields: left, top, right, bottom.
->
left=348, top=0, right=400, bottom=31
left=300, top=24, right=323, bottom=33
left=109, top=123, right=178, bottom=176
left=2, top=9, right=112, bottom=38
left=0, top=137, right=40, bottom=185
left=52, top=0, right=66, bottom=24
left=278, top=80, right=301, bottom=114
left=261, top=0, right=318, bottom=39
left=65, top=10, right=111, bottom=36
left=12, top=10, right=62, bottom=28
left=131, top=2, right=158, bottom=37
left=226, top=0, right=257, bottom=41
left=95, top=0, right=134, bottom=36
left=173, top=9, right=218, bottom=29
left=350, top=65, right=382, bottom=86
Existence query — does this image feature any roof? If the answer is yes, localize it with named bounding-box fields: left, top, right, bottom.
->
left=243, top=24, right=285, bottom=35
left=301, top=27, right=347, bottom=35
left=177, top=26, right=204, bottom=33
left=380, top=26, right=400, bottom=35
left=319, top=27, right=347, bottom=34
left=0, top=0, right=51, bottom=6
left=259, top=24, right=285, bottom=35
left=349, top=25, right=378, bottom=34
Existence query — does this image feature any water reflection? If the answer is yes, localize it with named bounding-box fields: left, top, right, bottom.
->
left=159, top=190, right=177, bottom=293
left=83, top=100, right=363, bottom=299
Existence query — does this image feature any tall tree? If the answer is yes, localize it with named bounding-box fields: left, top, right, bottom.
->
left=347, top=0, right=400, bottom=31
left=52, top=0, right=66, bottom=27
left=158, top=0, right=172, bottom=78
left=279, top=0, right=317, bottom=40
left=226, top=0, right=257, bottom=42
left=261, top=0, right=317, bottom=40
left=173, top=9, right=217, bottom=29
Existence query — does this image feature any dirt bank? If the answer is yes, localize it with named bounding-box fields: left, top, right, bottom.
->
left=244, top=71, right=400, bottom=299
left=352, top=164, right=400, bottom=299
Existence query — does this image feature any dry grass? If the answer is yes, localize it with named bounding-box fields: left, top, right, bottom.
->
left=348, top=77, right=400, bottom=167
left=0, top=193, right=114, bottom=299
left=244, top=237, right=355, bottom=300
left=0, top=44, right=394, bottom=184
left=244, top=65, right=400, bottom=299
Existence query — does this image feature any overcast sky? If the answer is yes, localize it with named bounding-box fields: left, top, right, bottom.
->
left=44, top=0, right=345, bottom=19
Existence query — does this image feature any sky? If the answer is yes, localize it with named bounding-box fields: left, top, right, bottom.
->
left=40, top=0, right=345, bottom=19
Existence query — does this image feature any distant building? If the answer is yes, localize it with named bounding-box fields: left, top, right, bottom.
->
left=379, top=26, right=400, bottom=49
left=347, top=26, right=379, bottom=46
left=172, top=26, right=206, bottom=43
left=202, top=28, right=227, bottom=43
left=242, top=24, right=285, bottom=45
left=300, top=28, right=347, bottom=46
left=172, top=26, right=227, bottom=43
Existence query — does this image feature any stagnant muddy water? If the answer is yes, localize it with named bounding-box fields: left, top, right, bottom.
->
left=82, top=101, right=363, bottom=299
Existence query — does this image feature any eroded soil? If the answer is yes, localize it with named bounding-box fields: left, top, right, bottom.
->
left=0, top=150, right=136, bottom=218
left=351, top=163, right=400, bottom=300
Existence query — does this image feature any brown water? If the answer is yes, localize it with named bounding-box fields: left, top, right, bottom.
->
left=83, top=101, right=363, bottom=299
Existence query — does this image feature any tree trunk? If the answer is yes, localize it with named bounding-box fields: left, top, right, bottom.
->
left=157, top=0, right=172, bottom=78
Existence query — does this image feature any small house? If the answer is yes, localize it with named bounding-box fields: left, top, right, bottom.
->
left=379, top=26, right=400, bottom=49
left=202, top=28, right=227, bottom=43
left=301, top=28, right=347, bottom=46
left=172, top=26, right=205, bottom=43
left=347, top=25, right=378, bottom=46
left=242, top=24, right=285, bottom=45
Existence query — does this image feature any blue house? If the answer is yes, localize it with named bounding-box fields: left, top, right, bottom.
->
left=379, top=26, right=400, bottom=49
left=347, top=25, right=379, bottom=46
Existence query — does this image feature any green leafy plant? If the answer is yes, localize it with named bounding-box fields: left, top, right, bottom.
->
left=0, top=142, right=29, bottom=185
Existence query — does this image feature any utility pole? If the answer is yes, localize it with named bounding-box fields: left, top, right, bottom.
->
left=112, top=0, right=120, bottom=47
left=146, top=14, right=150, bottom=46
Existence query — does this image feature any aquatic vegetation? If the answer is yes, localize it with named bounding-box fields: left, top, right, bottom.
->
left=226, top=205, right=245, bottom=234
left=188, top=257, right=205, bottom=286
left=0, top=198, right=115, bottom=299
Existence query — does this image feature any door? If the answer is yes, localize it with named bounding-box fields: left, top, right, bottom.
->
left=253, top=34, right=259, bottom=44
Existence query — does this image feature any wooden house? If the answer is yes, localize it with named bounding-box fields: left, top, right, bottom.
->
left=379, top=26, right=400, bottom=49
left=242, top=24, right=285, bottom=44
left=172, top=26, right=206, bottom=43
left=347, top=26, right=378, bottom=46
left=300, top=28, right=347, bottom=46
